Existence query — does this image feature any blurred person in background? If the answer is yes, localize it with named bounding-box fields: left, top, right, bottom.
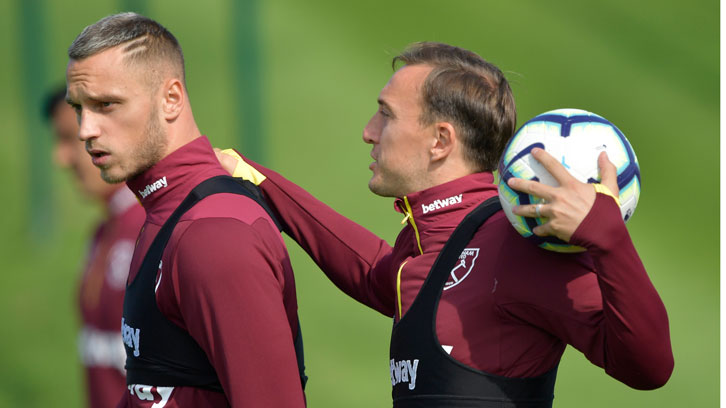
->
left=44, top=86, right=144, bottom=407
left=219, top=42, right=673, bottom=407
left=66, top=12, right=306, bottom=407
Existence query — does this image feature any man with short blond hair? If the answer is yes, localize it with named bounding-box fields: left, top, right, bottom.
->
left=67, top=13, right=306, bottom=407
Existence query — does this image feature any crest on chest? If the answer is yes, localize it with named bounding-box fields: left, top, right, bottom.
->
left=443, top=248, right=479, bottom=290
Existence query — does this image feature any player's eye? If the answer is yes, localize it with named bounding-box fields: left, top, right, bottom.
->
left=96, top=101, right=118, bottom=113
left=72, top=106, right=82, bottom=124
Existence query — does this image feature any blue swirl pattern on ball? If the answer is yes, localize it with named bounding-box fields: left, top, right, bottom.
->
left=497, top=109, right=641, bottom=253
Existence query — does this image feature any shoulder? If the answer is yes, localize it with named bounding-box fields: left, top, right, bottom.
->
left=174, top=216, right=278, bottom=258
left=181, top=193, right=275, bottom=229
left=169, top=217, right=284, bottom=285
left=477, top=210, right=592, bottom=266
left=164, top=188, right=286, bottom=266
left=473, top=212, right=596, bottom=300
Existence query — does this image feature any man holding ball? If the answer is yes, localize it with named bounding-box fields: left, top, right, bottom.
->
left=219, top=42, right=673, bottom=406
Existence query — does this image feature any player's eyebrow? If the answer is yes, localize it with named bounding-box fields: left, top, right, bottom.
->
left=66, top=92, right=123, bottom=105
left=88, top=94, right=123, bottom=103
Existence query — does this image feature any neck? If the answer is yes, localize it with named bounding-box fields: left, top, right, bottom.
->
left=422, top=158, right=477, bottom=194
left=160, top=107, right=202, bottom=161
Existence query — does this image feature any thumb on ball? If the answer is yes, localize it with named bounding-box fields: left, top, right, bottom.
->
left=598, top=151, right=619, bottom=196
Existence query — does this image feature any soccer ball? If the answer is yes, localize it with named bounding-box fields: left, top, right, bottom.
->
left=497, top=109, right=640, bottom=253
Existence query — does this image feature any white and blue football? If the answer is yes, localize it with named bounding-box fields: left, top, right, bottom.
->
left=497, top=108, right=640, bottom=253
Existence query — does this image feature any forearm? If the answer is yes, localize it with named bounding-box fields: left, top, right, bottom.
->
left=244, top=155, right=396, bottom=315
left=572, top=194, right=674, bottom=389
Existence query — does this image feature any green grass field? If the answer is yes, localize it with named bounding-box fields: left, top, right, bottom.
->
left=0, top=0, right=718, bottom=406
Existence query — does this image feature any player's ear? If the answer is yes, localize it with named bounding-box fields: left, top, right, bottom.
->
left=161, top=78, right=184, bottom=121
left=430, top=121, right=456, bottom=162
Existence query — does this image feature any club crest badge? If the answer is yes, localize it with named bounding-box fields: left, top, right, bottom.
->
left=444, top=248, right=479, bottom=290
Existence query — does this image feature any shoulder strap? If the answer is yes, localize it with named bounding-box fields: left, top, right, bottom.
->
left=156, top=176, right=281, bottom=245
left=391, top=197, right=557, bottom=405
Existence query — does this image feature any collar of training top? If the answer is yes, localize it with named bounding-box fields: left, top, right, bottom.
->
left=126, top=135, right=228, bottom=225
left=393, top=172, right=498, bottom=253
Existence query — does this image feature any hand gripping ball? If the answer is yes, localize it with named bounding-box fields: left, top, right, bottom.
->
left=497, top=109, right=640, bottom=252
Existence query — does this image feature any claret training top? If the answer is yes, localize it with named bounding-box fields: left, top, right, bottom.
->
left=244, top=157, right=673, bottom=398
left=117, top=136, right=305, bottom=408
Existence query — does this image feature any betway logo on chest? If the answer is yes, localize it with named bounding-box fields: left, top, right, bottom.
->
left=390, top=358, right=419, bottom=390
left=121, top=317, right=141, bottom=357
left=421, top=194, right=463, bottom=214
left=138, top=176, right=168, bottom=199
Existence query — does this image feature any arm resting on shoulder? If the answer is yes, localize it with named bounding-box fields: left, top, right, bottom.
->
left=233, top=152, right=397, bottom=317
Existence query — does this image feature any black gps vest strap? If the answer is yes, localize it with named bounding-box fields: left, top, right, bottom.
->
left=123, top=175, right=307, bottom=391
left=390, top=197, right=557, bottom=407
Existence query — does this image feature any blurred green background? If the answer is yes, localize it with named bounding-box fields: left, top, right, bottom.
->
left=0, top=0, right=718, bottom=407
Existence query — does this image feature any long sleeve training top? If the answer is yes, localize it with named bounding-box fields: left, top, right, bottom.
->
left=118, top=137, right=305, bottom=407
left=249, top=161, right=673, bottom=390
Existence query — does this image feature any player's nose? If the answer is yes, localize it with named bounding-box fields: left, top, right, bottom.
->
left=363, top=113, right=380, bottom=144
left=78, top=111, right=101, bottom=141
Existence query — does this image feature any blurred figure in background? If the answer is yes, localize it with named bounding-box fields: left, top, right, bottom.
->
left=44, top=87, right=144, bottom=407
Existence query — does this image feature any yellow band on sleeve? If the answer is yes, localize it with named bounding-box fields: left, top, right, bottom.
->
left=593, top=183, right=620, bottom=206
left=219, top=149, right=267, bottom=185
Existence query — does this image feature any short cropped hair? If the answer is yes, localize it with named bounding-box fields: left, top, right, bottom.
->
left=68, top=12, right=185, bottom=87
left=393, top=42, right=516, bottom=172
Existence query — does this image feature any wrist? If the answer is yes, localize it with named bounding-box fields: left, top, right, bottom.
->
left=593, top=183, right=620, bottom=206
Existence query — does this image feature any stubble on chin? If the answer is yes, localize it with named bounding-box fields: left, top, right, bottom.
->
left=368, top=168, right=419, bottom=198
left=101, top=111, right=168, bottom=184
left=99, top=168, right=126, bottom=184
left=368, top=176, right=396, bottom=198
